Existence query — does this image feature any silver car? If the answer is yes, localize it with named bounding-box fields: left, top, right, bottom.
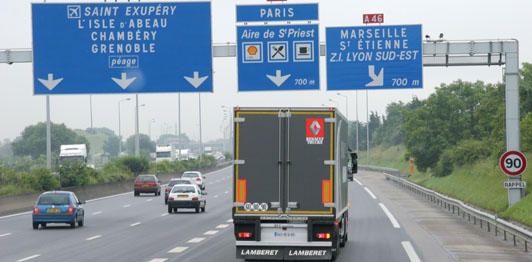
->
left=181, top=171, right=206, bottom=190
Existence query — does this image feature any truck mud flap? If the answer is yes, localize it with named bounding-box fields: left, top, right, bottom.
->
left=236, top=246, right=332, bottom=261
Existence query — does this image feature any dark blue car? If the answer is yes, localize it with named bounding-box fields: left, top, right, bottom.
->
left=32, top=191, right=85, bottom=229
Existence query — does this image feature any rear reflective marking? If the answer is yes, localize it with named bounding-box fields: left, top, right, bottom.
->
left=236, top=179, right=247, bottom=203
left=168, top=247, right=188, bottom=253
left=322, top=180, right=332, bottom=203
left=187, top=237, right=205, bottom=243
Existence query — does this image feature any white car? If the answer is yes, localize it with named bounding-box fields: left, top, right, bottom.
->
left=167, top=184, right=207, bottom=213
left=181, top=171, right=206, bottom=190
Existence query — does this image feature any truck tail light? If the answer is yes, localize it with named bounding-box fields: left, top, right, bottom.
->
left=315, top=233, right=331, bottom=239
left=238, top=232, right=253, bottom=239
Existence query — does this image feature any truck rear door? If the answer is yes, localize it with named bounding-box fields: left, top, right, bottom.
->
left=234, top=108, right=334, bottom=215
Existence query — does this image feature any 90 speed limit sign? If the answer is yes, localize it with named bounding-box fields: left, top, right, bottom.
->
left=499, top=150, right=527, bottom=176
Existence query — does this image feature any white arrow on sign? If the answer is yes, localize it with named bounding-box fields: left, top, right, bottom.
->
left=365, top=65, right=384, bottom=87
left=184, top=71, right=208, bottom=88
left=266, top=70, right=291, bottom=87
left=112, top=73, right=136, bottom=90
left=38, top=73, right=63, bottom=90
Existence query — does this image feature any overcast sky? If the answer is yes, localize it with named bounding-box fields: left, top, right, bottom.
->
left=1, top=0, right=531, bottom=144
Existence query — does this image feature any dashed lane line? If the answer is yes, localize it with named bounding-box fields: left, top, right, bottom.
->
left=401, top=241, right=421, bottom=262
left=17, top=255, right=40, bottom=262
left=204, top=230, right=218, bottom=235
left=187, top=237, right=205, bottom=243
left=86, top=235, right=102, bottom=241
left=168, top=247, right=189, bottom=253
left=379, top=203, right=401, bottom=228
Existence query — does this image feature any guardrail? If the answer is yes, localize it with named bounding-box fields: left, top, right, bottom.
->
left=363, top=165, right=532, bottom=252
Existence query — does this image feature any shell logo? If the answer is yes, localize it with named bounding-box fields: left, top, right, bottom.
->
left=247, top=46, right=258, bottom=55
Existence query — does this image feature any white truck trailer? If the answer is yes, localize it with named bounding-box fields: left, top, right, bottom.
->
left=58, top=144, right=87, bottom=166
left=155, top=145, right=174, bottom=162
left=232, top=107, right=355, bottom=261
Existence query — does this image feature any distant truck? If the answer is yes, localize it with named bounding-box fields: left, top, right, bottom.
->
left=58, top=144, right=87, bottom=166
left=155, top=145, right=174, bottom=162
left=176, top=148, right=191, bottom=161
left=232, top=107, right=356, bottom=261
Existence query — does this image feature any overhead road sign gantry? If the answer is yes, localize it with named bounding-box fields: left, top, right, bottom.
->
left=236, top=3, right=319, bottom=91
left=32, top=2, right=212, bottom=95
left=326, top=24, right=423, bottom=90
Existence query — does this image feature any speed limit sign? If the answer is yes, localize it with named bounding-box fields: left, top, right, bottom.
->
left=499, top=150, right=527, bottom=176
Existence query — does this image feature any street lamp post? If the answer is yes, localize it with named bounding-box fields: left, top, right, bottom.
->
left=328, top=99, right=338, bottom=108
left=135, top=94, right=146, bottom=157
left=118, top=98, right=131, bottom=156
left=198, top=93, right=203, bottom=160
left=336, top=92, right=349, bottom=122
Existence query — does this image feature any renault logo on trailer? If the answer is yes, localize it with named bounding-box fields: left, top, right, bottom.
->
left=306, top=118, right=324, bottom=144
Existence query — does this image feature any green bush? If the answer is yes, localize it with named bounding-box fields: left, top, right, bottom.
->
left=58, top=162, right=90, bottom=187
left=32, top=168, right=60, bottom=191
left=115, top=156, right=150, bottom=175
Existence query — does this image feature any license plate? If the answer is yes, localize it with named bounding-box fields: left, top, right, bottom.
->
left=47, top=208, right=60, bottom=212
left=178, top=195, right=188, bottom=198
left=142, top=184, right=149, bottom=187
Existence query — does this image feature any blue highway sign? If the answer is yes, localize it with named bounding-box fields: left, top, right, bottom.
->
left=32, top=2, right=212, bottom=95
left=326, top=25, right=423, bottom=90
left=236, top=4, right=319, bottom=91
left=236, top=3, right=318, bottom=22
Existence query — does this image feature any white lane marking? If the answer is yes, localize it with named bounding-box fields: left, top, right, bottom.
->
left=402, top=241, right=421, bottom=262
left=204, top=230, right=218, bottom=235
left=224, top=191, right=229, bottom=194
left=146, top=199, right=153, bottom=202
left=213, top=195, right=219, bottom=198
left=226, top=219, right=233, bottom=223
left=187, top=237, right=205, bottom=243
left=353, top=178, right=363, bottom=186
left=17, top=255, right=40, bottom=261
left=0, top=233, right=12, bottom=238
left=169, top=247, right=188, bottom=253
left=86, top=235, right=101, bottom=241
left=92, top=211, right=102, bottom=215
left=364, top=187, right=377, bottom=199
left=216, top=224, right=229, bottom=229
left=123, top=204, right=131, bottom=208
left=149, top=259, right=168, bottom=262
left=130, top=222, right=141, bottom=227
left=161, top=213, right=169, bottom=217
left=379, top=203, right=401, bottom=228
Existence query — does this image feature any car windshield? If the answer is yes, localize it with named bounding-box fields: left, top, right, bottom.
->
left=182, top=173, right=199, bottom=178
left=138, top=176, right=155, bottom=182
left=169, top=180, right=191, bottom=186
left=38, top=194, right=70, bottom=205
left=171, top=185, right=196, bottom=193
